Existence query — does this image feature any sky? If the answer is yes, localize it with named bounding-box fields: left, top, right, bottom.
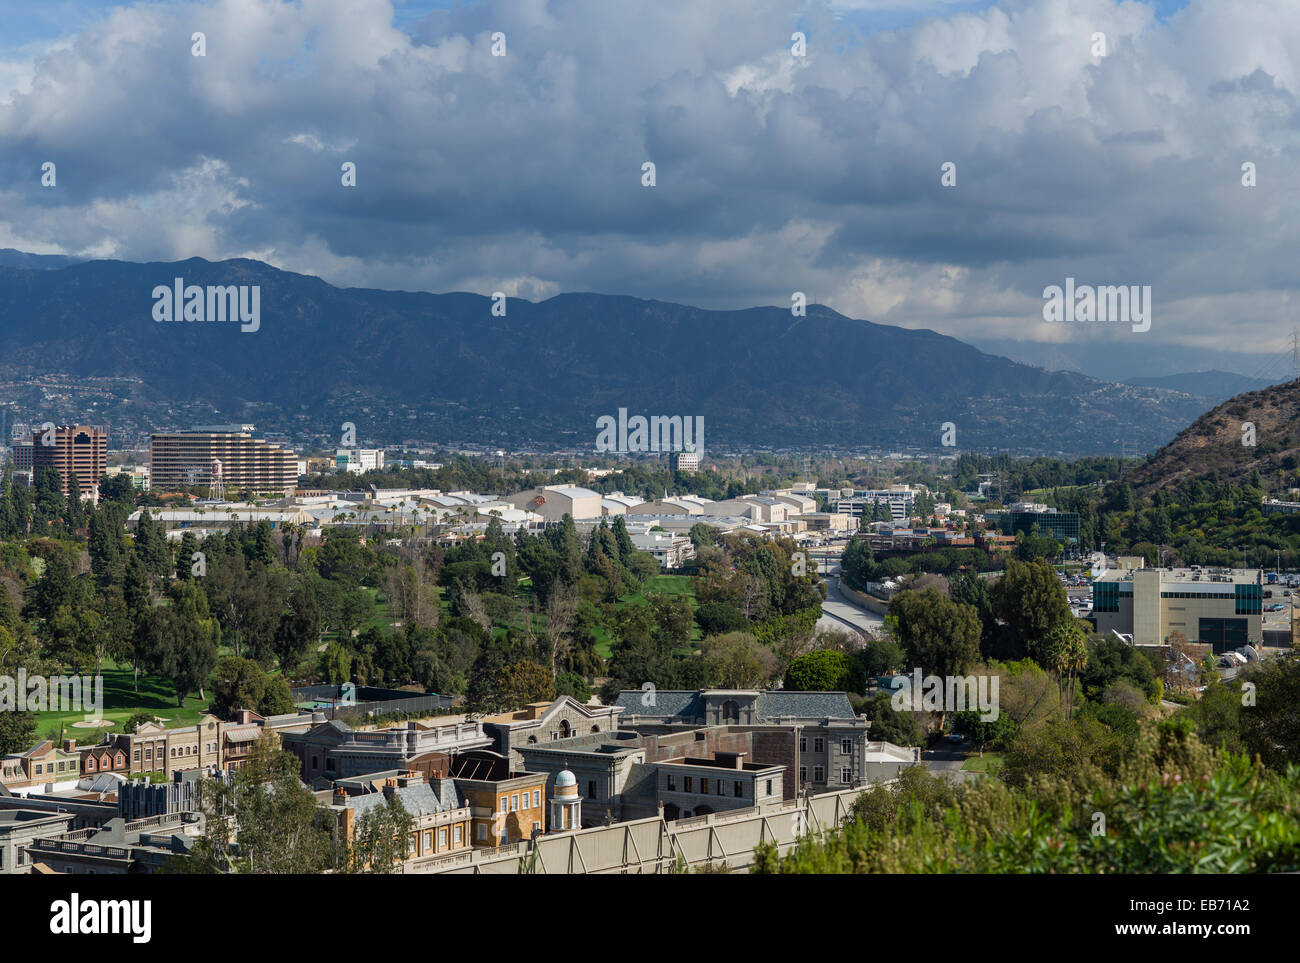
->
left=0, top=0, right=1293, bottom=382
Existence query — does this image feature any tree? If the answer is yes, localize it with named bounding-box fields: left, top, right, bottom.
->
left=0, top=711, right=37, bottom=755
left=1238, top=657, right=1300, bottom=770
left=175, top=734, right=335, bottom=874
left=274, top=577, right=322, bottom=676
left=701, top=632, right=770, bottom=688
left=346, top=793, right=415, bottom=873
left=555, top=671, right=592, bottom=703
left=950, top=707, right=1016, bottom=755
left=260, top=676, right=295, bottom=716
left=143, top=582, right=220, bottom=707
left=991, top=558, right=1073, bottom=660
left=210, top=656, right=269, bottom=720
left=1032, top=621, right=1089, bottom=718
left=784, top=649, right=859, bottom=691
left=889, top=588, right=981, bottom=679
left=857, top=637, right=906, bottom=677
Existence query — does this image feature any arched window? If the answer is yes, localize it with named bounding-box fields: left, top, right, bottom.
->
left=559, top=720, right=571, bottom=738
left=591, top=725, right=600, bottom=733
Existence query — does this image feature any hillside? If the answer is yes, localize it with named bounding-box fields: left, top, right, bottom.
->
left=1125, top=381, right=1300, bottom=493
left=1123, top=370, right=1278, bottom=405
left=0, top=256, right=1212, bottom=453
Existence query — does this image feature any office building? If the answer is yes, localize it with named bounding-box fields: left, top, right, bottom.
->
left=1091, top=567, right=1263, bottom=651
left=28, top=425, right=106, bottom=496
left=150, top=428, right=298, bottom=494
left=986, top=503, right=1080, bottom=545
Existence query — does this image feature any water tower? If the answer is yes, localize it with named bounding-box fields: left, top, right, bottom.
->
left=210, top=457, right=225, bottom=502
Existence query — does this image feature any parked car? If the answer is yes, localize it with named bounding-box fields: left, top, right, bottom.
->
left=947, top=733, right=966, bottom=744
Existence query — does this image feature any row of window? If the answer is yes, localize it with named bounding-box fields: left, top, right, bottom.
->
left=799, top=766, right=851, bottom=783
left=499, top=789, right=542, bottom=813
left=798, top=737, right=855, bottom=755
left=666, top=774, right=748, bottom=797
left=131, top=741, right=217, bottom=762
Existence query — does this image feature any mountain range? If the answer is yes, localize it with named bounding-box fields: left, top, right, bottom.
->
left=0, top=256, right=1220, bottom=454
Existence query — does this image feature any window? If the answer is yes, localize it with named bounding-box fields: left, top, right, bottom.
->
left=734, top=780, right=743, bottom=798
left=511, top=794, right=519, bottom=812
left=500, top=795, right=508, bottom=812
left=454, top=825, right=462, bottom=844
left=799, top=766, right=807, bottom=782
left=814, top=766, right=824, bottom=782
left=424, top=831, right=432, bottom=850
left=799, top=736, right=807, bottom=752
left=813, top=738, right=824, bottom=753
left=700, top=778, right=709, bottom=794
left=684, top=776, right=693, bottom=793
left=841, top=768, right=853, bottom=783
left=478, top=824, right=487, bottom=841
left=439, top=829, right=447, bottom=848
left=841, top=738, right=852, bottom=755
left=533, top=789, right=540, bottom=807
left=667, top=774, right=676, bottom=791
left=587, top=780, right=596, bottom=799
left=765, top=779, right=773, bottom=796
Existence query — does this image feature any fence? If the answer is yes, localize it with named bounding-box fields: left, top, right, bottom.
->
left=290, top=685, right=454, bottom=722
left=403, top=783, right=879, bottom=875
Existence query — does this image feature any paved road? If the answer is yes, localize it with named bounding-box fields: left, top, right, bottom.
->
left=812, top=556, right=885, bottom=635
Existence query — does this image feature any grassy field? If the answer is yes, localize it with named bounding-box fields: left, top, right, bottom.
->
left=30, top=659, right=213, bottom=743
left=960, top=752, right=1003, bottom=773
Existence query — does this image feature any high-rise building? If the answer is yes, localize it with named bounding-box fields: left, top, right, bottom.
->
left=29, top=425, right=107, bottom=497
left=670, top=450, right=700, bottom=473
left=150, top=428, right=298, bottom=494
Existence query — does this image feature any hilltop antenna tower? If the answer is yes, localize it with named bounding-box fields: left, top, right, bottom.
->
left=1292, top=328, right=1299, bottom=381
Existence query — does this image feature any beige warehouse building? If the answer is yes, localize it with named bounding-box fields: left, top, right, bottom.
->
left=1092, top=567, right=1263, bottom=651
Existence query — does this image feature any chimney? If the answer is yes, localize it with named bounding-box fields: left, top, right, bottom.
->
left=64, top=739, right=76, bottom=752
left=333, top=786, right=348, bottom=805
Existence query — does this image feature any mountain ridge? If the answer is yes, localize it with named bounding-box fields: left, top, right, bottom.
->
left=0, top=255, right=1212, bottom=453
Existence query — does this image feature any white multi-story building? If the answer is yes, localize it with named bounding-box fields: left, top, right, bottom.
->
left=335, top=449, right=385, bottom=473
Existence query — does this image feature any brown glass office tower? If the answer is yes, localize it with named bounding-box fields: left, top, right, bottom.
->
left=29, top=425, right=108, bottom=496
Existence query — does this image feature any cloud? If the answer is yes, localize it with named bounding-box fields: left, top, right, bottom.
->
left=0, top=0, right=1295, bottom=365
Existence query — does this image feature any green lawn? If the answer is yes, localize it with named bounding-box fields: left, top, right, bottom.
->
left=31, top=659, right=212, bottom=743
left=960, top=752, right=1003, bottom=773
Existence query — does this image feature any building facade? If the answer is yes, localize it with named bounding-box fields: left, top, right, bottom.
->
left=29, top=425, right=106, bottom=496
left=150, top=428, right=298, bottom=494
left=481, top=697, right=623, bottom=769
left=1092, top=567, right=1263, bottom=650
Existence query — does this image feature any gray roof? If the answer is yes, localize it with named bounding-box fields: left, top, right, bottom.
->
left=613, top=689, right=855, bottom=723
left=757, top=691, right=855, bottom=721
left=613, top=690, right=703, bottom=719
left=345, top=778, right=464, bottom=818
